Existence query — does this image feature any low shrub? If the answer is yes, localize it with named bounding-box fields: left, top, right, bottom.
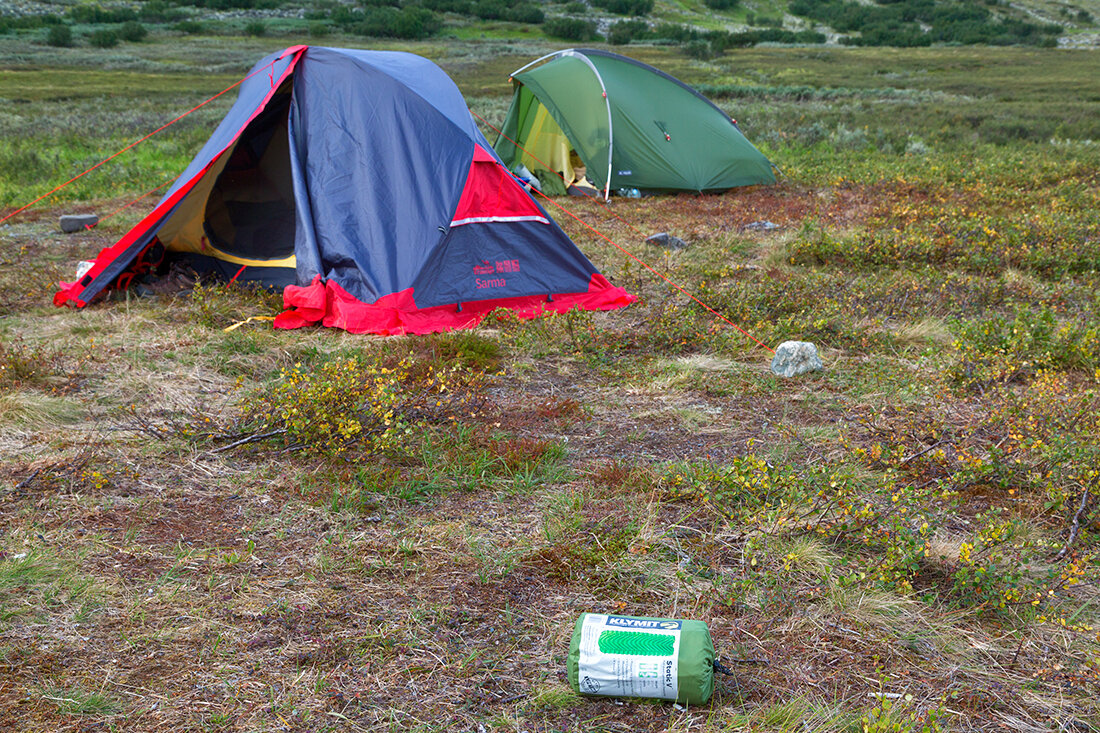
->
left=543, top=16, right=599, bottom=40
left=0, top=340, right=62, bottom=392
left=68, top=5, right=137, bottom=24
left=173, top=20, right=205, bottom=34
left=118, top=21, right=148, bottom=42
left=231, top=356, right=491, bottom=458
left=422, top=0, right=474, bottom=12
left=474, top=0, right=544, bottom=22
left=949, top=306, right=1100, bottom=389
left=140, top=1, right=188, bottom=23
left=88, top=29, right=120, bottom=48
left=683, top=38, right=715, bottom=59
left=591, top=0, right=653, bottom=15
left=348, top=7, right=441, bottom=39
left=1, top=14, right=64, bottom=33
left=648, top=23, right=699, bottom=42
left=46, top=24, right=74, bottom=47
left=607, top=19, right=647, bottom=44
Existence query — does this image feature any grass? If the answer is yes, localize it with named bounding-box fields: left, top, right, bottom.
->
left=0, top=31, right=1098, bottom=733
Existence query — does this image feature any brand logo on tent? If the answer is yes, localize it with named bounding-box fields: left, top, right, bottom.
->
left=473, top=259, right=521, bottom=275
left=617, top=170, right=632, bottom=176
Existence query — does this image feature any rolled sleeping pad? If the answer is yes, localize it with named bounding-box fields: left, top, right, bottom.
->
left=567, top=613, right=716, bottom=705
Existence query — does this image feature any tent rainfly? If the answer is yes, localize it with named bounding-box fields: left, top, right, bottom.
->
left=54, top=46, right=634, bottom=335
left=494, top=48, right=776, bottom=198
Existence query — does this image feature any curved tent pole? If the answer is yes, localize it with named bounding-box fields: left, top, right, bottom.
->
left=508, top=48, right=573, bottom=78
left=509, top=49, right=615, bottom=202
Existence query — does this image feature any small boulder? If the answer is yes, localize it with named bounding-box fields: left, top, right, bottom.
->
left=60, top=214, right=99, bottom=233
left=742, top=220, right=781, bottom=232
left=645, top=232, right=688, bottom=250
left=770, top=340, right=823, bottom=378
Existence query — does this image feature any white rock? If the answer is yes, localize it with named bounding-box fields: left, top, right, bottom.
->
left=770, top=340, right=823, bottom=377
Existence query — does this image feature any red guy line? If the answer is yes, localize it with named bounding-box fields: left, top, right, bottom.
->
left=89, top=179, right=175, bottom=228
left=0, top=59, right=280, bottom=227
left=471, top=109, right=773, bottom=353
left=532, top=187, right=775, bottom=353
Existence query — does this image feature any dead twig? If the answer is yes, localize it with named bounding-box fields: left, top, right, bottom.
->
left=13, top=467, right=42, bottom=490
left=208, top=429, right=287, bottom=454
left=900, top=439, right=952, bottom=466
left=1054, top=488, right=1093, bottom=561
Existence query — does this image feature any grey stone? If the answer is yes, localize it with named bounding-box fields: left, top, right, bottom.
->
left=645, top=232, right=688, bottom=249
left=770, top=340, right=823, bottom=378
left=742, top=220, right=781, bottom=231
left=60, top=214, right=99, bottom=233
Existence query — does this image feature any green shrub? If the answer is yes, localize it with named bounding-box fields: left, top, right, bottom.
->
left=591, top=0, right=653, bottom=16
left=68, top=4, right=137, bottom=23
left=543, top=16, right=599, bottom=40
left=422, top=0, right=474, bottom=11
left=179, top=0, right=279, bottom=8
left=118, top=21, right=148, bottom=42
left=173, top=20, right=205, bottom=34
left=392, top=7, right=441, bottom=37
left=508, top=3, right=545, bottom=23
left=140, top=1, right=187, bottom=23
left=474, top=0, right=509, bottom=19
left=683, top=38, right=715, bottom=59
left=564, top=1, right=587, bottom=12
left=233, top=357, right=490, bottom=458
left=244, top=20, right=266, bottom=36
left=0, top=340, right=62, bottom=392
left=790, top=0, right=1063, bottom=47
left=3, top=14, right=65, bottom=33
left=727, top=28, right=827, bottom=46
left=704, top=0, right=738, bottom=9
left=308, top=21, right=331, bottom=36
left=473, top=0, right=544, bottom=22
left=607, top=19, right=647, bottom=44
left=648, top=22, right=698, bottom=42
left=347, top=6, right=440, bottom=38
left=88, top=29, right=119, bottom=48
left=949, top=307, right=1100, bottom=389
left=46, top=24, right=74, bottom=47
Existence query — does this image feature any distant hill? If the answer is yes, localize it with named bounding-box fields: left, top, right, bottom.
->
left=2, top=0, right=1098, bottom=50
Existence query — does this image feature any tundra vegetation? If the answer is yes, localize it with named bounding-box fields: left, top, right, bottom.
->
left=1, top=4, right=1099, bottom=732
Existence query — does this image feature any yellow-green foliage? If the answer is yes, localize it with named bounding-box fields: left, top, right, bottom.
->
left=0, top=339, right=61, bottom=392
left=788, top=152, right=1100, bottom=277
left=949, top=307, right=1100, bottom=389
left=240, top=356, right=489, bottom=458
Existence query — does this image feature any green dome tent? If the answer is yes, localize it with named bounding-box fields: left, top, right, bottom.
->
left=494, top=48, right=776, bottom=199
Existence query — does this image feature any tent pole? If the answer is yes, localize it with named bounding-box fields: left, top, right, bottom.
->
left=508, top=48, right=574, bottom=79
left=507, top=49, right=614, bottom=201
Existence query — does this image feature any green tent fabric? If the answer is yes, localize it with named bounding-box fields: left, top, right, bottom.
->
left=495, top=49, right=776, bottom=197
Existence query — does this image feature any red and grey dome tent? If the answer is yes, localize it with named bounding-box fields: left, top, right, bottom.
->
left=54, top=46, right=634, bottom=335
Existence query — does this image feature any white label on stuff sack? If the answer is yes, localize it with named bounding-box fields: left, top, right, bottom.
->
left=577, top=614, right=680, bottom=700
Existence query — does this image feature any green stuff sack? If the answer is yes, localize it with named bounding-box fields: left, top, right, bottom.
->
left=567, top=613, right=716, bottom=705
